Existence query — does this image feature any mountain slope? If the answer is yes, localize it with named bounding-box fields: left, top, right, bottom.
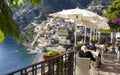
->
left=13, top=0, right=113, bottom=29
left=90, top=0, right=113, bottom=6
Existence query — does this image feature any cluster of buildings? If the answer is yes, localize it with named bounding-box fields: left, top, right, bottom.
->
left=87, top=5, right=105, bottom=15
left=28, top=18, right=77, bottom=54
left=25, top=16, right=97, bottom=54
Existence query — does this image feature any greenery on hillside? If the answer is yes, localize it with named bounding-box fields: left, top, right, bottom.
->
left=21, top=24, right=36, bottom=43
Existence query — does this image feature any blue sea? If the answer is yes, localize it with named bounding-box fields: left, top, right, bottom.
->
left=0, top=37, right=35, bottom=75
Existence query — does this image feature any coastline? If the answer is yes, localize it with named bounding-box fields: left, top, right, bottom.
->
left=31, top=53, right=44, bottom=64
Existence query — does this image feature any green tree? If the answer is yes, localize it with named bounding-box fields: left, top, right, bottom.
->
left=103, top=0, right=120, bottom=31
left=103, top=0, right=120, bottom=50
left=104, top=0, right=120, bottom=19
left=0, top=0, right=41, bottom=42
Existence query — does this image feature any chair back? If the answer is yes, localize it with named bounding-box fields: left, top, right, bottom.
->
left=76, top=57, right=90, bottom=75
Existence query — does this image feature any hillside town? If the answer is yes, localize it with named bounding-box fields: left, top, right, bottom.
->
left=26, top=18, right=77, bottom=54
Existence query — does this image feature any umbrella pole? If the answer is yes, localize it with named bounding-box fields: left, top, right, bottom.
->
left=93, top=28, right=95, bottom=40
left=98, top=31, right=101, bottom=40
left=74, top=15, right=79, bottom=49
left=74, top=24, right=77, bottom=47
left=90, top=28, right=92, bottom=41
left=95, top=29, right=97, bottom=41
left=84, top=26, right=86, bottom=44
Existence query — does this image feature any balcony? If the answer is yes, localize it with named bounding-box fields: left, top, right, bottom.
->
left=7, top=50, right=120, bottom=75
left=8, top=51, right=75, bottom=75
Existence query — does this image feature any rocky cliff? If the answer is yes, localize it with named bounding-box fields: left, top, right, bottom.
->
left=13, top=0, right=113, bottom=29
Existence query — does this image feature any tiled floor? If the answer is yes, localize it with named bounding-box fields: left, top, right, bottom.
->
left=97, top=51, right=120, bottom=75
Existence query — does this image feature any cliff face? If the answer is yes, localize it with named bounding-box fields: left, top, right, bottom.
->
left=43, top=0, right=93, bottom=10
left=13, top=0, right=113, bottom=29
left=90, top=0, right=113, bottom=6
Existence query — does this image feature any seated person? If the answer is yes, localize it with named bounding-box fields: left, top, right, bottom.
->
left=79, top=45, right=101, bottom=67
left=78, top=45, right=96, bottom=62
left=87, top=40, right=96, bottom=51
left=85, top=51, right=96, bottom=61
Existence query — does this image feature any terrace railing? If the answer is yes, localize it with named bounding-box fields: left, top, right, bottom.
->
left=8, top=51, right=75, bottom=75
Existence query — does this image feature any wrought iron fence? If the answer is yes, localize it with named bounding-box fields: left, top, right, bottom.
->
left=7, top=51, right=75, bottom=75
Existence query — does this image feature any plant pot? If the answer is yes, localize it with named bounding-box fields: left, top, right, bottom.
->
left=43, top=54, right=59, bottom=64
left=43, top=54, right=58, bottom=60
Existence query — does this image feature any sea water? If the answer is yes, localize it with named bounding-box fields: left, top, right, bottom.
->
left=0, top=37, right=35, bottom=75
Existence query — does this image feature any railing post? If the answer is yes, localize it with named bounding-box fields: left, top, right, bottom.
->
left=41, top=62, right=45, bottom=75
left=34, top=65, right=37, bottom=75
left=20, top=70, right=23, bottom=75
left=56, top=57, right=60, bottom=75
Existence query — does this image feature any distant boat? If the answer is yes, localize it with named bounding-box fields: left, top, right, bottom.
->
left=26, top=48, right=32, bottom=51
left=28, top=50, right=38, bottom=54
left=26, top=46, right=34, bottom=52
left=27, top=47, right=44, bottom=54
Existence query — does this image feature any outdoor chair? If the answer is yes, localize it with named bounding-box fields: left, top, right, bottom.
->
left=76, top=57, right=90, bottom=75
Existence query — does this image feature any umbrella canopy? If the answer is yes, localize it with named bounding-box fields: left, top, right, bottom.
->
left=65, top=19, right=98, bottom=28
left=77, top=20, right=98, bottom=28
left=96, top=16, right=110, bottom=29
left=49, top=7, right=105, bottom=28
left=97, top=21, right=110, bottom=29
left=49, top=8, right=99, bottom=20
left=49, top=7, right=110, bottom=45
left=91, top=19, right=110, bottom=29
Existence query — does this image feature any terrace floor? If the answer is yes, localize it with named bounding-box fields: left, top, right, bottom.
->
left=92, top=51, right=120, bottom=75
left=37, top=50, right=120, bottom=75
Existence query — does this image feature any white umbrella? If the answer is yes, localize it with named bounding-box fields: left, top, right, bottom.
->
left=91, top=17, right=110, bottom=29
left=49, top=7, right=108, bottom=46
left=97, top=21, right=110, bottom=29
left=64, top=18, right=98, bottom=28
left=49, top=8, right=104, bottom=27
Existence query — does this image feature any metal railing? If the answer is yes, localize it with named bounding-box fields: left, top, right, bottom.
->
left=7, top=51, right=75, bottom=75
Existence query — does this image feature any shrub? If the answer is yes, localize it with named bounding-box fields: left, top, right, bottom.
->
left=46, top=50, right=59, bottom=56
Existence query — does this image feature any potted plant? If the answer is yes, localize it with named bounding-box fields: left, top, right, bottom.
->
left=43, top=50, right=60, bottom=60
